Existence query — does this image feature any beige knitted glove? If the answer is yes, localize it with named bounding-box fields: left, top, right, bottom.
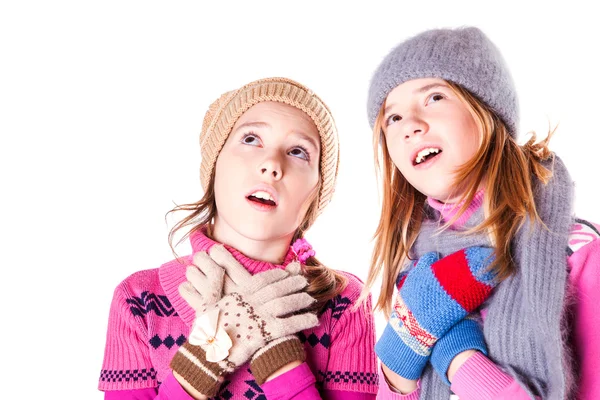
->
left=170, top=245, right=318, bottom=395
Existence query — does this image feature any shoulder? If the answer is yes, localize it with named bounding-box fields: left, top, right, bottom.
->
left=319, top=271, right=370, bottom=323
left=567, top=218, right=600, bottom=291
left=568, top=218, right=600, bottom=256
left=114, top=267, right=162, bottom=297
left=108, top=268, right=165, bottom=317
left=110, top=254, right=190, bottom=316
left=335, top=270, right=367, bottom=303
left=115, top=254, right=192, bottom=295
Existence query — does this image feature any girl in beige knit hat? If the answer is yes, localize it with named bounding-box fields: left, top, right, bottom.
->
left=98, top=77, right=379, bottom=399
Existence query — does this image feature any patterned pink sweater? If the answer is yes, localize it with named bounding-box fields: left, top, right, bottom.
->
left=378, top=191, right=600, bottom=399
left=99, top=229, right=378, bottom=399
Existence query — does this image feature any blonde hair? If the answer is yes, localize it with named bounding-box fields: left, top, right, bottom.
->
left=360, top=80, right=555, bottom=316
left=166, top=171, right=347, bottom=311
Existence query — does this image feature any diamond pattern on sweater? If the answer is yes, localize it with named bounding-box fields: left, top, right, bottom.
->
left=242, top=374, right=266, bottom=400
left=100, top=368, right=157, bottom=383
left=319, top=370, right=379, bottom=385
left=149, top=334, right=186, bottom=349
left=298, top=332, right=331, bottom=349
left=99, top=262, right=377, bottom=395
left=127, top=291, right=178, bottom=317
left=213, top=380, right=232, bottom=400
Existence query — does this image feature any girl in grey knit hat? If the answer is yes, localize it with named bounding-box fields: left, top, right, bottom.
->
left=360, top=26, right=600, bottom=399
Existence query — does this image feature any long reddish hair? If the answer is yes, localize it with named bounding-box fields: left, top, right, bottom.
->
left=360, top=81, right=554, bottom=316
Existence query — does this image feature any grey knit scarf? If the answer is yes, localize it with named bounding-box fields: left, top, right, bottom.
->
left=411, top=155, right=575, bottom=399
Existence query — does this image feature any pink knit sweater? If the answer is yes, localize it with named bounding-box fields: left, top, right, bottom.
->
left=378, top=191, right=600, bottom=399
left=99, top=229, right=378, bottom=399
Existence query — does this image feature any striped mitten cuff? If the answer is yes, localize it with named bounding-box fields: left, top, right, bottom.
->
left=250, top=335, right=306, bottom=385
left=169, top=341, right=232, bottom=397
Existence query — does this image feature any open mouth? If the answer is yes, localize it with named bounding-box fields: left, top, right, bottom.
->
left=246, top=191, right=277, bottom=207
left=413, top=147, right=442, bottom=166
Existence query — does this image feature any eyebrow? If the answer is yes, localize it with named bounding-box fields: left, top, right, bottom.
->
left=384, top=83, right=450, bottom=116
left=414, top=82, right=449, bottom=94
left=234, top=121, right=271, bottom=132
left=294, top=132, right=320, bottom=151
left=234, top=121, right=320, bottom=150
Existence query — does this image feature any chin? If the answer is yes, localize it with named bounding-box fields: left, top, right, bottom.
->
left=235, top=218, right=293, bottom=242
left=416, top=182, right=453, bottom=201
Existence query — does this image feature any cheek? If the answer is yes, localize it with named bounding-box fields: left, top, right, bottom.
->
left=215, top=148, right=248, bottom=177
left=214, top=155, right=239, bottom=200
left=287, top=166, right=319, bottom=210
left=214, top=157, right=227, bottom=188
left=296, top=169, right=319, bottom=199
left=462, top=123, right=481, bottom=159
left=386, top=140, right=410, bottom=171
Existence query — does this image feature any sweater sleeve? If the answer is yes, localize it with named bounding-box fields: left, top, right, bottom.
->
left=104, top=372, right=194, bottom=400
left=99, top=282, right=159, bottom=392
left=322, top=278, right=378, bottom=396
left=450, top=352, right=535, bottom=399
left=567, top=235, right=600, bottom=398
left=260, top=361, right=376, bottom=400
left=260, top=362, right=320, bottom=399
left=100, top=283, right=195, bottom=400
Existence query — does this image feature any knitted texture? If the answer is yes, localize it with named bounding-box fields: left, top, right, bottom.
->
left=250, top=335, right=307, bottom=385
left=375, top=247, right=497, bottom=379
left=367, top=26, right=519, bottom=136
left=430, top=316, right=488, bottom=385
left=170, top=249, right=317, bottom=396
left=450, top=351, right=516, bottom=398
left=195, top=244, right=313, bottom=385
left=200, top=77, right=340, bottom=215
left=99, top=228, right=379, bottom=397
left=396, top=256, right=489, bottom=386
left=413, top=155, right=575, bottom=399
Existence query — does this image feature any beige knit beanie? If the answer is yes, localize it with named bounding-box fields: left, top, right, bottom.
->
left=199, top=77, right=339, bottom=215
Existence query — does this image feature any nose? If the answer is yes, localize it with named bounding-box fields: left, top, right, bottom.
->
left=403, top=115, right=428, bottom=140
left=258, top=154, right=283, bottom=181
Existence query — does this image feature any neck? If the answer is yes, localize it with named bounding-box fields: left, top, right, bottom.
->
left=210, top=216, right=293, bottom=265
left=427, top=189, right=485, bottom=227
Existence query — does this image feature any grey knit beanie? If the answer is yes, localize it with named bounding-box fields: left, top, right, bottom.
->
left=367, top=26, right=519, bottom=136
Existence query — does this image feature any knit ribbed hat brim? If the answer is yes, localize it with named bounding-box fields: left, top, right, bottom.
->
left=367, top=27, right=519, bottom=136
left=200, top=77, right=339, bottom=215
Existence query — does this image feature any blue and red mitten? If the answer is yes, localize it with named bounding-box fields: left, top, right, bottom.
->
left=375, top=247, right=497, bottom=380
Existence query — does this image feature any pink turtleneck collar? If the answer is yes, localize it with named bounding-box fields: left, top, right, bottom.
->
left=426, top=189, right=484, bottom=227
left=189, top=227, right=297, bottom=275
left=159, top=227, right=300, bottom=326
left=159, top=227, right=302, bottom=327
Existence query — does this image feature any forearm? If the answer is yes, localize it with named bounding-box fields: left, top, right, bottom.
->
left=380, top=364, right=418, bottom=394
left=172, top=371, right=209, bottom=400
left=447, top=349, right=477, bottom=383
left=264, top=360, right=303, bottom=382
left=376, top=363, right=420, bottom=399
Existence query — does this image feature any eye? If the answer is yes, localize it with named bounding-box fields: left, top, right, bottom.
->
left=288, top=145, right=310, bottom=161
left=426, top=93, right=445, bottom=104
left=240, top=133, right=262, bottom=146
left=385, top=114, right=402, bottom=127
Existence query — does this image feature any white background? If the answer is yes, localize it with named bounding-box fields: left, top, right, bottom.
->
left=1, top=1, right=598, bottom=398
